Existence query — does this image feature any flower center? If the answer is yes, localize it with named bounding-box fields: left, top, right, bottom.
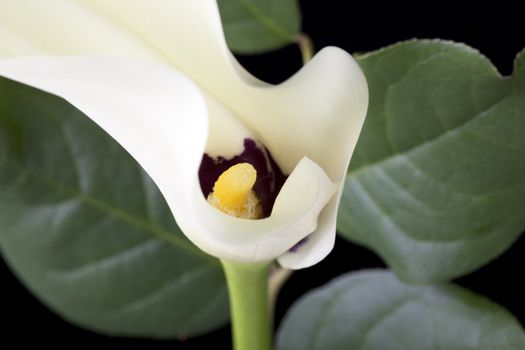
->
left=199, top=138, right=287, bottom=218
left=207, top=163, right=262, bottom=219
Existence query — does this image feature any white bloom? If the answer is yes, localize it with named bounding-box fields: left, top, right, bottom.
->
left=0, top=0, right=368, bottom=268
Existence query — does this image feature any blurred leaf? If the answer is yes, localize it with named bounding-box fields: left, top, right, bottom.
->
left=338, top=40, right=525, bottom=283
left=0, top=77, right=228, bottom=338
left=278, top=270, right=525, bottom=350
left=217, top=0, right=300, bottom=54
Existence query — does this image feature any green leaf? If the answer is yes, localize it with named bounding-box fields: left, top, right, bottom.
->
left=0, top=77, right=229, bottom=338
left=338, top=40, right=525, bottom=283
left=277, top=270, right=525, bottom=350
left=217, top=0, right=301, bottom=54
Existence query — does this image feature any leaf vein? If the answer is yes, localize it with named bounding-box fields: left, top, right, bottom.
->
left=111, top=264, right=216, bottom=315
left=49, top=237, right=159, bottom=279
left=351, top=78, right=513, bottom=177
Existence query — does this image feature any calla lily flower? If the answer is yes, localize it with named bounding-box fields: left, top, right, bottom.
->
left=0, top=0, right=368, bottom=268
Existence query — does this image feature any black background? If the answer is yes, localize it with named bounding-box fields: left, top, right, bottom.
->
left=2, top=1, right=524, bottom=349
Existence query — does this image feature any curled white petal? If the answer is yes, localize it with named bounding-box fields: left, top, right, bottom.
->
left=0, top=56, right=208, bottom=218
left=277, top=191, right=340, bottom=269
left=244, top=48, right=368, bottom=268
left=0, top=0, right=369, bottom=268
left=203, top=93, right=254, bottom=159
left=0, top=56, right=339, bottom=265
left=182, top=157, right=337, bottom=262
left=0, top=0, right=160, bottom=59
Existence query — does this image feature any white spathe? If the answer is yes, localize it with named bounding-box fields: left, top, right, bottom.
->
left=0, top=0, right=368, bottom=268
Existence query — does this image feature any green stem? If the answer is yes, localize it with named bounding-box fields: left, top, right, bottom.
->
left=221, top=260, right=272, bottom=350
left=296, top=33, right=314, bottom=64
